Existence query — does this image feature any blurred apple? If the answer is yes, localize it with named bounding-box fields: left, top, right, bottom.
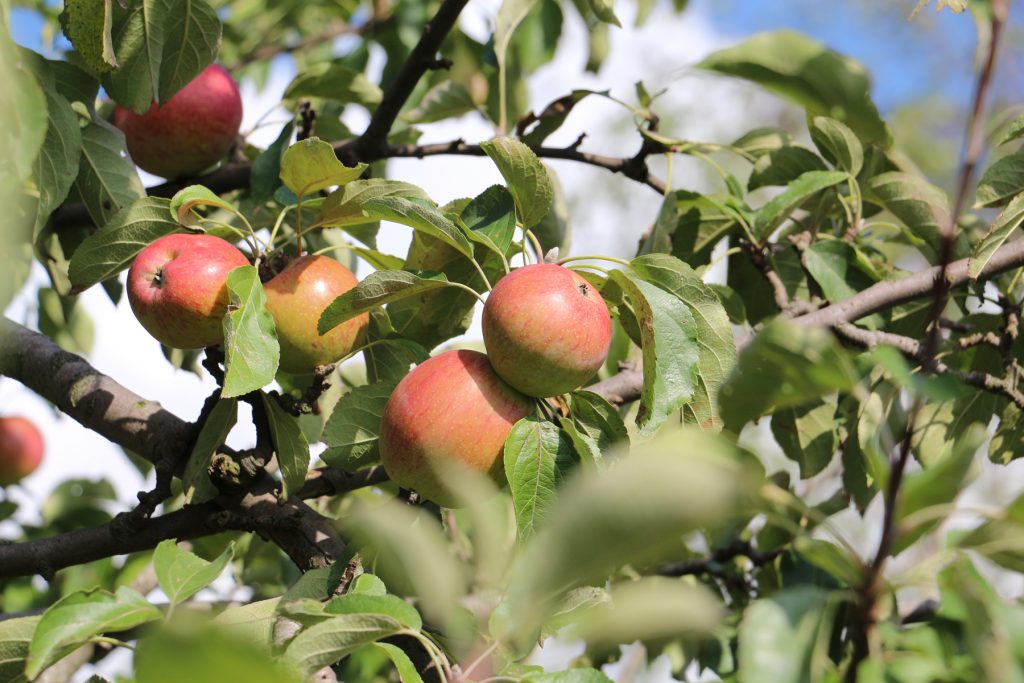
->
left=0, top=416, right=43, bottom=486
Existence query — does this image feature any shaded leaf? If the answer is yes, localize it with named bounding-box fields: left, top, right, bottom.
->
left=752, top=170, right=847, bottom=240
left=969, top=191, right=1024, bottom=278
left=72, top=120, right=145, bottom=226
left=321, top=381, right=398, bottom=471
left=260, top=393, right=311, bottom=500
left=319, top=270, right=452, bottom=335
left=771, top=396, right=840, bottom=479
left=975, top=150, right=1024, bottom=208
left=182, top=398, right=237, bottom=503
left=283, top=62, right=382, bottom=105
left=480, top=137, right=554, bottom=229
left=809, top=116, right=863, bottom=176
left=362, top=196, right=473, bottom=258
left=504, top=417, right=576, bottom=541
left=280, top=137, right=367, bottom=197
left=153, top=540, right=234, bottom=608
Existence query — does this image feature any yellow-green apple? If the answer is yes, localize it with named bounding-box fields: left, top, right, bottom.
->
left=114, top=64, right=243, bottom=179
left=379, top=349, right=532, bottom=507
left=264, top=255, right=369, bottom=373
left=482, top=263, right=612, bottom=397
left=127, top=233, right=249, bottom=349
left=0, top=416, right=43, bottom=486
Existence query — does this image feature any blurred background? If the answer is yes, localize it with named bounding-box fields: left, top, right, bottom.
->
left=6, top=0, right=1024, bottom=679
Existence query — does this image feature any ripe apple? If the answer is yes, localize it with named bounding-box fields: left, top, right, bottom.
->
left=379, top=349, right=533, bottom=507
left=264, top=255, right=369, bottom=373
left=114, top=64, right=243, bottom=179
left=0, top=417, right=43, bottom=486
left=482, top=263, right=612, bottom=397
left=127, top=233, right=250, bottom=349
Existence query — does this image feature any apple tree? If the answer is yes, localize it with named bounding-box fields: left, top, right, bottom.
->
left=4, top=0, right=1024, bottom=681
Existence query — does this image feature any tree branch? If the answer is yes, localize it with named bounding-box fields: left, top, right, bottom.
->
left=353, top=0, right=471, bottom=160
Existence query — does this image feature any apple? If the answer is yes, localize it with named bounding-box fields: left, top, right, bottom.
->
left=114, top=64, right=243, bottom=179
left=127, top=233, right=250, bottom=349
left=264, top=255, right=369, bottom=373
left=379, top=349, right=533, bottom=507
left=0, top=417, right=43, bottom=486
left=482, top=263, right=612, bottom=397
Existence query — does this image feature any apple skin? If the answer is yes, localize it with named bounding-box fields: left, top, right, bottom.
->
left=379, top=349, right=533, bottom=507
left=264, top=255, right=369, bottom=373
left=114, top=64, right=243, bottom=179
left=127, top=233, right=250, bottom=349
left=0, top=417, right=44, bottom=486
left=482, top=263, right=612, bottom=397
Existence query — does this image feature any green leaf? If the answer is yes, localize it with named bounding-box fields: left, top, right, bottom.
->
left=732, top=127, right=794, bottom=158
left=282, top=62, right=382, bottom=106
left=697, top=30, right=890, bottom=145
left=956, top=494, right=1024, bottom=572
left=809, top=116, right=863, bottom=176
left=59, top=0, right=117, bottom=74
left=523, top=670, right=614, bottom=683
left=646, top=190, right=744, bottom=267
left=28, top=58, right=82, bottom=236
left=970, top=192, right=1024, bottom=278
left=770, top=396, right=840, bottom=479
left=314, top=179, right=430, bottom=234
left=170, top=185, right=240, bottom=228
left=560, top=391, right=628, bottom=464
left=260, top=393, right=310, bottom=500
left=250, top=121, right=294, bottom=203
left=362, top=196, right=474, bottom=258
left=153, top=540, right=234, bottom=608
left=494, top=0, right=540, bottom=90
left=630, top=254, right=737, bottom=430
left=460, top=185, right=518, bottom=254
left=182, top=397, right=237, bottom=503
left=746, top=146, right=826, bottom=191
left=102, top=0, right=221, bottom=112
left=737, top=587, right=834, bottom=683
left=324, top=594, right=422, bottom=631
left=134, top=620, right=301, bottom=683
left=990, top=402, right=1024, bottom=464
left=865, top=172, right=950, bottom=256
left=27, top=586, right=161, bottom=679
left=283, top=614, right=404, bottom=679
left=0, top=616, right=40, bottom=683
left=318, top=270, right=452, bottom=335
left=68, top=197, right=181, bottom=293
left=719, top=320, right=859, bottom=432
left=221, top=266, right=279, bottom=398
left=567, top=578, right=723, bottom=649
left=998, top=114, right=1024, bottom=146
left=504, top=417, right=576, bottom=542
left=72, top=120, right=145, bottom=226
left=501, top=429, right=755, bottom=648
left=802, top=240, right=882, bottom=327
left=609, top=270, right=700, bottom=434
left=752, top=170, right=847, bottom=240
left=793, top=537, right=863, bottom=586
left=210, top=598, right=280, bottom=646
left=363, top=335, right=430, bottom=384
left=896, top=423, right=986, bottom=555
left=339, top=499, right=468, bottom=634
left=279, top=137, right=367, bottom=197
left=976, top=150, right=1024, bottom=208
left=321, top=381, right=398, bottom=471
left=480, top=137, right=554, bottom=229
left=374, top=642, right=424, bottom=683
left=531, top=165, right=572, bottom=255
left=403, top=80, right=477, bottom=123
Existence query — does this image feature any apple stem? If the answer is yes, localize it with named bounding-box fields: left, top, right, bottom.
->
left=447, top=282, right=487, bottom=304
left=524, top=229, right=545, bottom=264
left=468, top=258, right=493, bottom=291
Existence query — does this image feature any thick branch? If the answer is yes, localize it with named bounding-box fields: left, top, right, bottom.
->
left=0, top=318, right=193, bottom=467
left=0, top=504, right=221, bottom=579
left=586, top=362, right=643, bottom=405
left=659, top=539, right=782, bottom=577
left=791, top=238, right=1024, bottom=331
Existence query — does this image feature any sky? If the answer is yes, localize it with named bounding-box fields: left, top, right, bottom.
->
left=6, top=2, right=1024, bottom=680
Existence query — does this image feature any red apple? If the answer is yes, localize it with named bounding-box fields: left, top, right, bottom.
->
left=264, top=255, right=369, bottom=373
left=379, top=349, right=533, bottom=507
left=0, top=417, right=43, bottom=486
left=127, top=233, right=250, bottom=349
left=114, top=64, right=243, bottom=179
left=482, top=263, right=612, bottom=397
